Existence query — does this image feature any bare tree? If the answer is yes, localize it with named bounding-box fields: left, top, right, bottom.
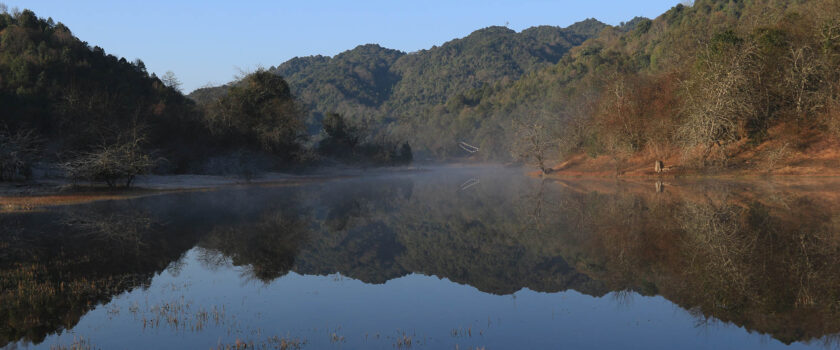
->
left=597, top=74, right=643, bottom=173
left=813, top=0, right=840, bottom=54
left=785, top=46, right=823, bottom=117
left=0, top=128, right=42, bottom=181
left=62, top=133, right=155, bottom=188
left=678, top=38, right=757, bottom=166
left=599, top=74, right=644, bottom=151
left=512, top=118, right=557, bottom=174
left=160, top=70, right=182, bottom=92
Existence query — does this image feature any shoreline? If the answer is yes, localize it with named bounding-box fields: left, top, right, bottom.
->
left=537, top=149, right=840, bottom=179
left=0, top=166, right=425, bottom=212
left=542, top=172, right=840, bottom=179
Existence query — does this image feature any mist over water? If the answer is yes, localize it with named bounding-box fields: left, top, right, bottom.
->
left=3, top=166, right=840, bottom=349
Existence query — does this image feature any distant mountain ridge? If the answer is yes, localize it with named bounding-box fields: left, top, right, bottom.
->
left=430, top=0, right=840, bottom=166
left=189, top=19, right=608, bottom=135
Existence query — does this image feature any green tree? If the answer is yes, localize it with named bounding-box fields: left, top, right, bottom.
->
left=206, top=70, right=306, bottom=159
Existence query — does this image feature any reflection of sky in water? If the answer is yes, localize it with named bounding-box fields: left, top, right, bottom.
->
left=30, top=248, right=821, bottom=350
left=7, top=167, right=840, bottom=349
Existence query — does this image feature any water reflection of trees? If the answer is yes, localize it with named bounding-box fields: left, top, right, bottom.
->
left=199, top=209, right=311, bottom=282
left=292, top=179, right=412, bottom=283
left=677, top=198, right=840, bottom=344
left=0, top=202, right=199, bottom=346
left=0, top=176, right=601, bottom=346
left=5, top=176, right=840, bottom=346
left=390, top=177, right=605, bottom=295
left=286, top=176, right=605, bottom=295
left=544, top=180, right=840, bottom=345
left=0, top=189, right=286, bottom=346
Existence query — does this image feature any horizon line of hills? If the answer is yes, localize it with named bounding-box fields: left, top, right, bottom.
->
left=2, top=0, right=840, bottom=180
left=0, top=5, right=614, bottom=180
left=187, top=17, right=622, bottom=154
left=188, top=16, right=617, bottom=109
left=190, top=16, right=622, bottom=93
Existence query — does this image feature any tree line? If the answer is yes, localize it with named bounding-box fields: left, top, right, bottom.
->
left=6, top=0, right=840, bottom=182
left=190, top=19, right=608, bottom=160
left=473, top=0, right=840, bottom=172
left=0, top=7, right=411, bottom=187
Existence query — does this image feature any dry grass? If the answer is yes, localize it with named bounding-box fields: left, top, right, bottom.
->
left=49, top=336, right=97, bottom=350
left=0, top=191, right=159, bottom=213
left=547, top=124, right=840, bottom=178
left=135, top=298, right=228, bottom=332
left=210, top=336, right=305, bottom=350
left=0, top=174, right=334, bottom=213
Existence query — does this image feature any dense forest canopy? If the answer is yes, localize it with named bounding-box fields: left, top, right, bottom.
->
left=190, top=19, right=607, bottom=159
left=0, top=6, right=410, bottom=183
left=4, top=0, right=840, bottom=178
left=0, top=8, right=202, bottom=166
left=0, top=6, right=257, bottom=180
left=446, top=0, right=840, bottom=168
left=192, top=0, right=840, bottom=168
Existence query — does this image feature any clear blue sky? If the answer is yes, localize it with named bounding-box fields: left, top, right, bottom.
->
left=7, top=1, right=681, bottom=92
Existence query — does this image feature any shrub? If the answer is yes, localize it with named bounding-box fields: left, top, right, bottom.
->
left=62, top=138, right=154, bottom=188
left=0, top=128, right=41, bottom=181
left=317, top=113, right=412, bottom=166
left=204, top=70, right=306, bottom=159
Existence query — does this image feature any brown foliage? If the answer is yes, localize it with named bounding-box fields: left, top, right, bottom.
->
left=593, top=72, right=681, bottom=162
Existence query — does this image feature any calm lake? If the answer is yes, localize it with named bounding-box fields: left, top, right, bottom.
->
left=3, top=166, right=840, bottom=349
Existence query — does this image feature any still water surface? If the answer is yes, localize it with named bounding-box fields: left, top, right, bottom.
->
left=3, top=166, right=840, bottom=349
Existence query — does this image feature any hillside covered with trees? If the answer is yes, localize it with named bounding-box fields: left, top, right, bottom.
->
left=0, top=7, right=210, bottom=174
left=190, top=19, right=607, bottom=158
left=193, top=0, right=840, bottom=176
left=5, top=0, right=840, bottom=182
left=0, top=6, right=411, bottom=187
left=448, top=0, right=840, bottom=175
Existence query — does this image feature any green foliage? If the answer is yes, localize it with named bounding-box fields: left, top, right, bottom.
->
left=188, top=83, right=233, bottom=105
left=272, top=45, right=404, bottom=130
left=11, top=0, right=840, bottom=173
left=322, top=112, right=358, bottom=145
left=0, top=6, right=419, bottom=176
left=710, top=30, right=744, bottom=53
left=425, top=0, right=840, bottom=165
left=0, top=8, right=210, bottom=172
left=633, top=18, right=653, bottom=35
left=191, top=20, right=607, bottom=160
left=205, top=70, right=306, bottom=160
left=388, top=22, right=603, bottom=119
left=317, top=113, right=412, bottom=166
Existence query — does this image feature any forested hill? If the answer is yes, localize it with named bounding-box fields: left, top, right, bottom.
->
left=385, top=19, right=606, bottom=120
left=0, top=8, right=211, bottom=173
left=431, top=0, right=840, bottom=170
left=271, top=44, right=405, bottom=129
left=193, top=0, right=840, bottom=170
left=13, top=0, right=838, bottom=177
left=1, top=7, right=389, bottom=182
left=189, top=19, right=607, bottom=136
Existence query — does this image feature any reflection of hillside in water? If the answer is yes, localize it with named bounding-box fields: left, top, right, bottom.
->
left=3, top=171, right=840, bottom=346
left=545, top=178, right=840, bottom=345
